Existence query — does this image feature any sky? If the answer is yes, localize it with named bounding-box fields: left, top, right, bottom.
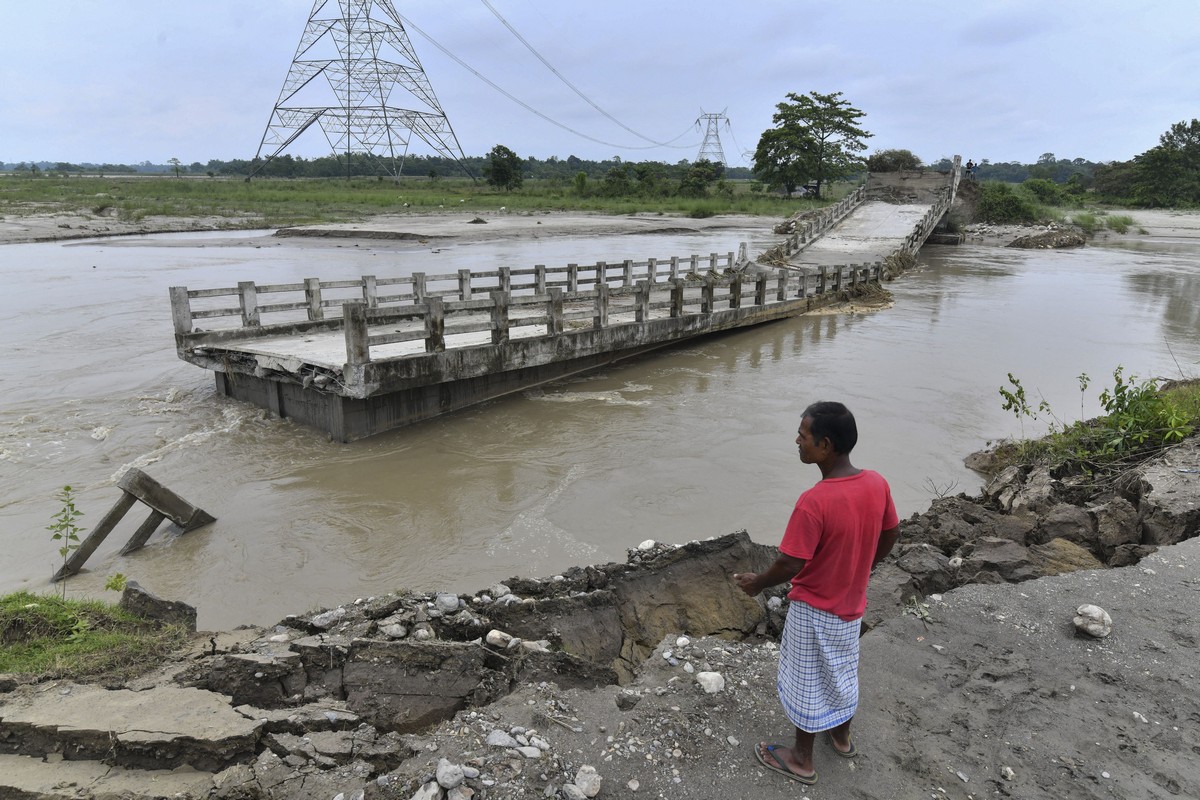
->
left=3, top=0, right=1198, bottom=168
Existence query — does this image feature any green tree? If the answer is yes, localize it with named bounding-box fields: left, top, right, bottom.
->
left=753, top=90, right=871, bottom=198
left=482, top=144, right=523, bottom=191
left=866, top=149, right=921, bottom=172
left=678, top=159, right=723, bottom=197
left=168, top=157, right=183, bottom=178
left=1132, top=119, right=1200, bottom=206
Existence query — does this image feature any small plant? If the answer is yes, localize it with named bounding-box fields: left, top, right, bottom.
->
left=48, top=486, right=85, bottom=597
left=903, top=595, right=933, bottom=628
left=998, top=373, right=1051, bottom=437
left=1105, top=214, right=1134, bottom=234
left=104, top=573, right=128, bottom=593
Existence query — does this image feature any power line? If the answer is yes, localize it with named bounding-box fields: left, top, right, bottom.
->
left=395, top=11, right=699, bottom=153
left=480, top=0, right=692, bottom=149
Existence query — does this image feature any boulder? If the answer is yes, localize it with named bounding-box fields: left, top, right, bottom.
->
left=961, top=537, right=1038, bottom=582
left=1031, top=504, right=1096, bottom=548
left=119, top=581, right=197, bottom=632
left=1028, top=538, right=1104, bottom=575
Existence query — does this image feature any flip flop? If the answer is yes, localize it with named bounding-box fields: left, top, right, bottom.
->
left=828, top=732, right=858, bottom=758
left=754, top=743, right=818, bottom=785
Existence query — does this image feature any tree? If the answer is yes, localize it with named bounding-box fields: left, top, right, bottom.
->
left=1132, top=119, right=1200, bottom=206
left=168, top=157, right=183, bottom=178
left=865, top=149, right=922, bottom=172
left=753, top=90, right=871, bottom=198
left=483, top=144, right=523, bottom=191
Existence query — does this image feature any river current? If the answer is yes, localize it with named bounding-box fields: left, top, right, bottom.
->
left=2, top=225, right=1197, bottom=629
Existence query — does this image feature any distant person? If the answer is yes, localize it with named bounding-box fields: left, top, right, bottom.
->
left=965, top=159, right=976, bottom=178
left=734, top=401, right=900, bottom=786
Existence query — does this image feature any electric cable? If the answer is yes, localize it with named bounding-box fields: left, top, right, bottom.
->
left=395, top=11, right=699, bottom=153
left=480, top=0, right=693, bottom=149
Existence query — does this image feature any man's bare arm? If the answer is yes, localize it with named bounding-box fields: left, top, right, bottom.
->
left=872, top=526, right=900, bottom=569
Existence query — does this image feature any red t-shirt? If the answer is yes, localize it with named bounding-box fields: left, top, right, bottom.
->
left=779, top=470, right=899, bottom=621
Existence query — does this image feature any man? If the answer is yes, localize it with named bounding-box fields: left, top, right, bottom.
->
left=734, top=401, right=899, bottom=785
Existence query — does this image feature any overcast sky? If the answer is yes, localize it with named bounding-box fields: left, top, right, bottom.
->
left=3, top=0, right=1198, bottom=167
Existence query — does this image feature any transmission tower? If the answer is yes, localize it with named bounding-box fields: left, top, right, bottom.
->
left=253, top=0, right=470, bottom=179
left=696, top=110, right=728, bottom=166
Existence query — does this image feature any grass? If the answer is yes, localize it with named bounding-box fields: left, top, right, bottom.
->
left=1106, top=214, right=1135, bottom=234
left=0, top=591, right=190, bottom=683
left=0, top=174, right=835, bottom=230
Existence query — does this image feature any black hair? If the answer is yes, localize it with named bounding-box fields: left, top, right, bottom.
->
left=803, top=401, right=858, bottom=454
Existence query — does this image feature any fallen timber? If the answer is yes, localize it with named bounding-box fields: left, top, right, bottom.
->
left=171, top=167, right=959, bottom=441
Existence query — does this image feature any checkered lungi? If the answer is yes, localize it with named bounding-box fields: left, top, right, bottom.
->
left=777, top=599, right=861, bottom=732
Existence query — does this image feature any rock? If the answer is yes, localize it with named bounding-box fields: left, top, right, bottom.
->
left=615, top=690, right=641, bottom=711
left=1032, top=504, right=1095, bottom=547
left=1074, top=604, right=1113, bottom=638
left=436, top=758, right=464, bottom=788
left=434, top=593, right=461, bottom=613
left=447, top=788, right=473, bottom=800
left=638, top=539, right=656, bottom=550
left=696, top=672, right=725, bottom=694
left=489, top=583, right=511, bottom=598
left=574, top=765, right=602, bottom=797
left=1091, top=497, right=1141, bottom=560
left=410, top=781, right=444, bottom=800
left=118, top=581, right=197, bottom=632
left=627, top=778, right=640, bottom=791
left=380, top=623, right=408, bottom=639
left=1001, top=765, right=1016, bottom=781
left=311, top=607, right=348, bottom=630
left=1006, top=228, right=1086, bottom=248
left=1028, top=538, right=1104, bottom=575
left=516, top=745, right=542, bottom=758
left=562, top=785, right=588, bottom=800
left=486, top=630, right=514, bottom=648
left=962, top=537, right=1038, bottom=582
left=486, top=729, right=520, bottom=748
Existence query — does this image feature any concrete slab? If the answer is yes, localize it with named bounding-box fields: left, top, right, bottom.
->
left=0, top=753, right=215, bottom=799
left=0, top=683, right=263, bottom=771
left=794, top=201, right=931, bottom=265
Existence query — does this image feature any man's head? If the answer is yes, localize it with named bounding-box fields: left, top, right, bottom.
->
left=799, top=401, right=858, bottom=458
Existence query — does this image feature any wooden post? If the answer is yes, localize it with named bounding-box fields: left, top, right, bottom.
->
left=595, top=261, right=607, bottom=289
left=671, top=279, right=684, bottom=317
left=458, top=269, right=473, bottom=301
left=727, top=251, right=735, bottom=269
left=362, top=275, right=378, bottom=308
left=593, top=283, right=609, bottom=328
left=412, top=272, right=427, bottom=303
left=755, top=274, right=768, bottom=306
left=169, top=287, right=193, bottom=335
left=491, top=291, right=509, bottom=344
left=623, top=259, right=634, bottom=287
left=499, top=267, right=511, bottom=293
left=818, top=267, right=828, bottom=295
left=646, top=257, right=657, bottom=284
left=729, top=277, right=742, bottom=309
left=670, top=256, right=680, bottom=281
left=689, top=254, right=699, bottom=275
left=635, top=281, right=649, bottom=323
left=567, top=263, right=579, bottom=292
left=304, top=278, right=324, bottom=320
left=702, top=275, right=715, bottom=314
left=344, top=301, right=370, bottom=367
left=53, top=468, right=216, bottom=581
left=238, top=281, right=259, bottom=327
left=535, top=265, right=546, bottom=295
left=709, top=252, right=718, bottom=271
left=776, top=271, right=788, bottom=302
left=547, top=288, right=564, bottom=335
left=424, top=297, right=445, bottom=353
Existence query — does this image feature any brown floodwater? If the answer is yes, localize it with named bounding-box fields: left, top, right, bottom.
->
left=2, top=227, right=1198, bottom=629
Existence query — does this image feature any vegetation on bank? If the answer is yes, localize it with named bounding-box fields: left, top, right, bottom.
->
left=0, top=174, right=849, bottom=229
left=992, top=368, right=1200, bottom=482
left=0, top=591, right=189, bottom=682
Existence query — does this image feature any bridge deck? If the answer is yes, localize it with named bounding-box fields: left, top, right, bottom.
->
left=794, top=201, right=934, bottom=265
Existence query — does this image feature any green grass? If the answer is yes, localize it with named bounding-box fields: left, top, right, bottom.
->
left=1106, top=214, right=1135, bottom=234
left=1070, top=211, right=1099, bottom=234
left=0, top=174, right=834, bottom=230
left=0, top=591, right=190, bottom=682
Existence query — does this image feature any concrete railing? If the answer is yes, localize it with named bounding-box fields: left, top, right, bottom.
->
left=776, top=183, right=869, bottom=258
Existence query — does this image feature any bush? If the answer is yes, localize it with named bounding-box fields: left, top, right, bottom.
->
left=976, top=182, right=1039, bottom=223
left=1106, top=214, right=1134, bottom=234
left=1021, top=178, right=1065, bottom=205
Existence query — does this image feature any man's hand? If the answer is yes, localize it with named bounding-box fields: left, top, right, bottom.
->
left=733, top=572, right=760, bottom=597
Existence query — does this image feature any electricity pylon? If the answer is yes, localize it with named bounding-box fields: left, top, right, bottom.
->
left=252, top=0, right=470, bottom=179
left=696, top=110, right=728, bottom=166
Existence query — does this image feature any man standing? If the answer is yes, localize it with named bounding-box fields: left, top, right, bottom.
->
left=734, top=401, right=899, bottom=785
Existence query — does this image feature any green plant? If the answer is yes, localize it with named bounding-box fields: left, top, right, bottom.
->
left=976, top=182, right=1039, bottom=224
left=903, top=595, right=933, bottom=628
left=1071, top=211, right=1099, bottom=234
left=105, top=573, right=128, bottom=593
left=998, top=373, right=1051, bottom=437
left=1105, top=214, right=1134, bottom=234
left=47, top=486, right=85, bottom=597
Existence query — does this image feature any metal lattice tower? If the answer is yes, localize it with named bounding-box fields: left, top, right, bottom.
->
left=696, top=111, right=728, bottom=166
left=253, top=0, right=470, bottom=178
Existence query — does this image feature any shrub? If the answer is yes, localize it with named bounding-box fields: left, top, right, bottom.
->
left=976, top=182, right=1039, bottom=223
left=1021, top=178, right=1065, bottom=205
left=1106, top=214, right=1134, bottom=234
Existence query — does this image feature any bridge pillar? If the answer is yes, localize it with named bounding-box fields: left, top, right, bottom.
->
left=424, top=297, right=445, bottom=353
left=238, top=281, right=260, bottom=327
left=547, top=289, right=564, bottom=335
left=363, top=275, right=378, bottom=308
left=593, top=284, right=609, bottom=328
left=635, top=281, right=649, bottom=323
left=303, top=278, right=323, bottom=321
left=458, top=269, right=473, bottom=300
left=490, top=291, right=509, bottom=344
left=671, top=279, right=684, bottom=317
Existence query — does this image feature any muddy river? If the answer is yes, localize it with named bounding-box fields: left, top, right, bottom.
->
left=2, top=225, right=1197, bottom=629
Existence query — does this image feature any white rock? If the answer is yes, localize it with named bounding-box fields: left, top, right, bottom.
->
left=627, top=778, right=640, bottom=791
left=1074, top=604, right=1113, bottom=638
left=517, top=746, right=542, bottom=759
left=520, top=640, right=551, bottom=653
left=380, top=623, right=408, bottom=639
left=1133, top=711, right=1149, bottom=723
left=562, top=785, right=587, bottom=800
left=675, top=636, right=690, bottom=648
left=447, top=787, right=474, bottom=800
left=530, top=736, right=551, bottom=750
left=489, top=583, right=511, bottom=598
left=726, top=735, right=739, bottom=747
left=766, top=596, right=783, bottom=611
left=574, top=765, right=602, bottom=798
left=268, top=633, right=290, bottom=643
left=434, top=593, right=461, bottom=613
left=495, top=594, right=522, bottom=606
left=486, top=629, right=514, bottom=648
left=413, top=627, right=435, bottom=641
left=696, top=671, right=725, bottom=694
left=436, top=758, right=464, bottom=789
left=461, top=766, right=480, bottom=779
left=485, top=729, right=519, bottom=748
left=1001, top=766, right=1016, bottom=781
left=949, top=556, right=964, bottom=568
left=638, top=539, right=656, bottom=550
left=410, top=782, right=442, bottom=800
left=684, top=662, right=695, bottom=674
left=311, top=608, right=347, bottom=629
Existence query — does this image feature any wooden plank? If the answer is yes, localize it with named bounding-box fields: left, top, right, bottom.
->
left=118, top=510, right=166, bottom=556
left=117, top=468, right=215, bottom=532
left=53, top=491, right=138, bottom=581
